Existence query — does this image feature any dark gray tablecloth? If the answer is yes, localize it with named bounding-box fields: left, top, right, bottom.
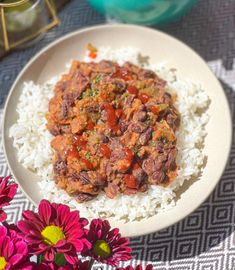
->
left=0, top=0, right=235, bottom=269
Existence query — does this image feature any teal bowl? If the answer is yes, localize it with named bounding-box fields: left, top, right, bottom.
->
left=88, top=0, right=198, bottom=25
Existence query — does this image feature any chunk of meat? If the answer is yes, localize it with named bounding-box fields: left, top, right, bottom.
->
left=51, top=135, right=73, bottom=157
left=70, top=115, right=88, bottom=134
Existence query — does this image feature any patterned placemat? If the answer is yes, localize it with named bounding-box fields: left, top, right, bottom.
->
left=0, top=0, right=235, bottom=269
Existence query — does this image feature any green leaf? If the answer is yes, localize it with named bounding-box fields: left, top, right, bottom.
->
left=55, top=253, right=66, bottom=267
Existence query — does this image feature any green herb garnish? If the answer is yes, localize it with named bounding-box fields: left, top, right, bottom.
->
left=85, top=152, right=92, bottom=160
left=136, top=150, right=141, bottom=158
left=87, top=130, right=94, bottom=136
left=82, top=88, right=98, bottom=98
left=93, top=75, right=102, bottom=84
left=149, top=141, right=156, bottom=147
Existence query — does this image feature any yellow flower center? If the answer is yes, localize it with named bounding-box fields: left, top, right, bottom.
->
left=0, top=256, right=7, bottom=270
left=41, top=225, right=65, bottom=245
left=93, top=240, right=111, bottom=259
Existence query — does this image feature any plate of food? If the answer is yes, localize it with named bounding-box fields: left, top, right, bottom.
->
left=2, top=24, right=231, bottom=237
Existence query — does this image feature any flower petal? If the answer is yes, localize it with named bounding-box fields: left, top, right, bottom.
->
left=70, top=238, right=83, bottom=252
left=0, top=225, right=7, bottom=237
left=8, top=254, right=24, bottom=265
left=15, top=240, right=28, bottom=256
left=44, top=249, right=55, bottom=262
left=38, top=200, right=52, bottom=225
left=64, top=252, right=79, bottom=265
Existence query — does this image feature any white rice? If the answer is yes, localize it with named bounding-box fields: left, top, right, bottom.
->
left=9, top=47, right=209, bottom=221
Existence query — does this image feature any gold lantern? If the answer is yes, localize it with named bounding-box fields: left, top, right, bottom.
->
left=0, top=0, right=59, bottom=53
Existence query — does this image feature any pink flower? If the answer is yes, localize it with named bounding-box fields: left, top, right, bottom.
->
left=116, top=264, right=153, bottom=270
left=17, top=200, right=91, bottom=264
left=57, top=260, right=89, bottom=270
left=0, top=225, right=33, bottom=270
left=82, top=219, right=132, bottom=266
left=0, top=176, right=17, bottom=222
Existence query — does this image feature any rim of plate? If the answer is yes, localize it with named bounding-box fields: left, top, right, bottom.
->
left=2, top=24, right=232, bottom=237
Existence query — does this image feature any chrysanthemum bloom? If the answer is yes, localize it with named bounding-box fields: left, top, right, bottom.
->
left=0, top=225, right=33, bottom=270
left=82, top=219, right=132, bottom=266
left=17, top=200, right=91, bottom=264
left=116, top=264, right=153, bottom=270
left=0, top=176, right=17, bottom=222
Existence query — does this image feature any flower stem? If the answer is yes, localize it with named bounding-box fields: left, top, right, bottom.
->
left=87, top=258, right=95, bottom=270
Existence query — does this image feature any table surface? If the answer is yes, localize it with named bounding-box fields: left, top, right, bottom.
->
left=0, top=0, right=235, bottom=269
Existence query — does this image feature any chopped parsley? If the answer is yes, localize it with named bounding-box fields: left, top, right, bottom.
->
left=82, top=88, right=98, bottom=98
left=113, top=99, right=119, bottom=108
left=149, top=141, right=156, bottom=147
left=85, top=152, right=92, bottom=160
left=93, top=75, right=102, bottom=84
left=136, top=150, right=141, bottom=158
left=87, top=130, right=94, bottom=136
left=121, top=93, right=129, bottom=101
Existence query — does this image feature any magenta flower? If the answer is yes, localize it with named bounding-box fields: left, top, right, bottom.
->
left=0, top=225, right=33, bottom=270
left=17, top=200, right=91, bottom=264
left=58, top=260, right=89, bottom=270
left=116, top=264, right=153, bottom=270
left=0, top=176, right=17, bottom=222
left=82, top=219, right=132, bottom=266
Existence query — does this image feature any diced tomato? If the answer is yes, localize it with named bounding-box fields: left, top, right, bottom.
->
left=119, top=164, right=129, bottom=172
left=100, top=144, right=111, bottom=159
left=124, top=147, right=134, bottom=161
left=81, top=158, right=93, bottom=170
left=127, top=85, right=138, bottom=95
left=112, top=68, right=133, bottom=81
left=88, top=51, right=97, bottom=59
left=150, top=106, right=159, bottom=115
left=115, top=109, right=123, bottom=118
left=73, top=135, right=87, bottom=150
left=86, top=120, right=95, bottom=131
left=138, top=93, right=149, bottom=104
left=124, top=174, right=139, bottom=189
left=67, top=146, right=80, bottom=159
left=104, top=103, right=119, bottom=130
left=119, top=148, right=134, bottom=172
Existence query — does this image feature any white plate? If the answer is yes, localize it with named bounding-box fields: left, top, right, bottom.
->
left=2, top=24, right=232, bottom=237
